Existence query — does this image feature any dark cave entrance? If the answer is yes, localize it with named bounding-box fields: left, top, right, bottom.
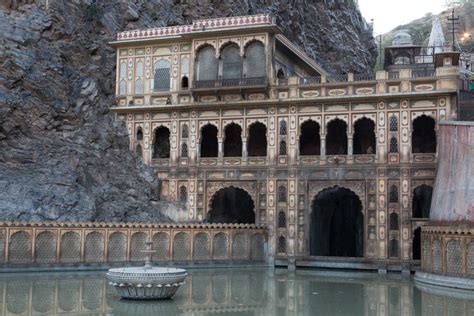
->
left=208, top=187, right=255, bottom=224
left=310, top=186, right=364, bottom=257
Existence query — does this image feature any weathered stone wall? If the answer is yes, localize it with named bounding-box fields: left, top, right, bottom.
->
left=0, top=222, right=266, bottom=266
left=0, top=0, right=376, bottom=222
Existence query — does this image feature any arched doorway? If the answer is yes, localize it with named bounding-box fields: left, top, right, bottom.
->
left=248, top=122, right=267, bottom=157
left=412, top=115, right=436, bottom=153
left=224, top=123, right=242, bottom=157
left=353, top=117, right=376, bottom=154
left=208, top=187, right=255, bottom=224
left=152, top=126, right=170, bottom=158
left=299, top=120, right=321, bottom=155
left=326, top=119, right=348, bottom=155
left=310, top=186, right=364, bottom=257
left=201, top=124, right=218, bottom=157
left=412, top=185, right=433, bottom=218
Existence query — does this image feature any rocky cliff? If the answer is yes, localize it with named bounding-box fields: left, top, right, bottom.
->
left=0, top=0, right=376, bottom=223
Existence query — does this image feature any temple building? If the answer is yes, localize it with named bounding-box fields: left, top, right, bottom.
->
left=110, top=14, right=460, bottom=270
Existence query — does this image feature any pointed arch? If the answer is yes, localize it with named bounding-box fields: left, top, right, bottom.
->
left=224, top=123, right=242, bottom=157
left=221, top=43, right=242, bottom=80
left=326, top=119, right=348, bottom=155
left=353, top=117, right=376, bottom=154
left=152, top=126, right=170, bottom=159
left=208, top=186, right=255, bottom=224
left=248, top=122, right=267, bottom=157
left=196, top=45, right=218, bottom=81
left=200, top=124, right=218, bottom=158
left=412, top=115, right=436, bottom=153
left=299, top=120, right=321, bottom=156
left=244, top=40, right=266, bottom=78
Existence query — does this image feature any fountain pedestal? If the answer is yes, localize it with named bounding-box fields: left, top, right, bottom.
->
left=107, top=238, right=187, bottom=300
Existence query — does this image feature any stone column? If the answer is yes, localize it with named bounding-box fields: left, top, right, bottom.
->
left=242, top=137, right=247, bottom=158
left=218, top=137, right=223, bottom=159
left=320, top=135, right=326, bottom=156
left=348, top=134, right=353, bottom=155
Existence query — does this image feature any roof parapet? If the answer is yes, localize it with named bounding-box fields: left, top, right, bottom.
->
left=116, top=14, right=274, bottom=42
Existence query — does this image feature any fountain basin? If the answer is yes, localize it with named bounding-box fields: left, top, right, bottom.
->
left=107, top=267, right=187, bottom=300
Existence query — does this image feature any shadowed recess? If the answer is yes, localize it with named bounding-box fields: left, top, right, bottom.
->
left=208, top=187, right=255, bottom=224
left=310, top=186, right=363, bottom=257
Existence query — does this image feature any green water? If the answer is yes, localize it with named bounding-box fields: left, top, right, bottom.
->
left=0, top=267, right=472, bottom=315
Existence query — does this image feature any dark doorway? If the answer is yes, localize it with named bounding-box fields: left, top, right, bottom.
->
left=136, top=127, right=143, bottom=141
left=413, top=227, right=421, bottom=260
left=277, top=69, right=285, bottom=79
left=299, top=120, right=321, bottom=155
left=412, top=115, right=436, bottom=153
left=353, top=118, right=376, bottom=154
left=224, top=123, right=242, bottom=157
left=326, top=119, right=348, bottom=155
left=412, top=185, right=433, bottom=218
left=181, top=76, right=189, bottom=89
left=208, top=187, right=255, bottom=224
left=152, top=126, right=170, bottom=158
left=201, top=124, right=218, bottom=158
left=248, top=122, right=267, bottom=157
left=310, top=186, right=363, bottom=257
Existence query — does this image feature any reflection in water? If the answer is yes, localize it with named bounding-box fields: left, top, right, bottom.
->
left=0, top=268, right=472, bottom=315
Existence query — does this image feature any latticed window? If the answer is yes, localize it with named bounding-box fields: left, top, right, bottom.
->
left=390, top=115, right=398, bottom=131
left=278, top=185, right=287, bottom=203
left=390, top=212, right=399, bottom=230
left=389, top=185, right=399, bottom=203
left=182, top=124, right=189, bottom=138
left=180, top=186, right=187, bottom=203
left=279, top=140, right=287, bottom=156
left=196, top=46, right=218, bottom=81
left=119, top=80, right=127, bottom=95
left=222, top=44, right=241, bottom=79
left=278, top=211, right=286, bottom=228
left=135, top=79, right=143, bottom=94
left=245, top=41, right=266, bottom=78
left=135, top=144, right=142, bottom=158
left=154, top=60, right=170, bottom=91
left=390, top=137, right=398, bottom=153
left=277, top=236, right=286, bottom=254
left=279, top=120, right=287, bottom=135
left=181, top=143, right=188, bottom=158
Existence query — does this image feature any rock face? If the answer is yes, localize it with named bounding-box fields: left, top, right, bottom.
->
left=0, top=0, right=376, bottom=223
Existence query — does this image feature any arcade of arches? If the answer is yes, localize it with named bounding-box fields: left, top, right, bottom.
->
left=208, top=187, right=255, bottom=224
left=310, top=186, right=364, bottom=257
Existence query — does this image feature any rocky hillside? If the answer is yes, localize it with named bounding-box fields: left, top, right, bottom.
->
left=0, top=0, right=376, bottom=223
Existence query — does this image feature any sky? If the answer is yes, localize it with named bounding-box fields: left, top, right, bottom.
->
left=358, top=0, right=447, bottom=34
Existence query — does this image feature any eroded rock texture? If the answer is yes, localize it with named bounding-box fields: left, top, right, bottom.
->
left=0, top=0, right=376, bottom=222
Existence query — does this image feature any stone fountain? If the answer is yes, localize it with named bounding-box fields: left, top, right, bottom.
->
left=107, top=237, right=187, bottom=300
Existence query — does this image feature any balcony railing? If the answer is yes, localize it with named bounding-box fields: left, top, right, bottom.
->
left=412, top=69, right=436, bottom=79
left=193, top=77, right=267, bottom=89
left=326, top=74, right=348, bottom=83
left=354, top=74, right=375, bottom=82
left=299, top=76, right=322, bottom=85
left=388, top=71, right=400, bottom=80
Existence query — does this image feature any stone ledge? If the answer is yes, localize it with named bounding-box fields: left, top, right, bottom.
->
left=415, top=271, right=474, bottom=290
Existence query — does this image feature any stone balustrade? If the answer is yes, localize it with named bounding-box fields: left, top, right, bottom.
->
left=0, top=222, right=267, bottom=266
left=421, top=226, right=474, bottom=279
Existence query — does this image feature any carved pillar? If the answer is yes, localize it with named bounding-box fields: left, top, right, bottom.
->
left=320, top=135, right=326, bottom=156
left=348, top=134, right=354, bottom=156
left=242, top=137, right=248, bottom=158
left=218, top=137, right=223, bottom=159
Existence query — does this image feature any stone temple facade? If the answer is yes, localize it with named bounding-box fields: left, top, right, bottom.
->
left=110, top=14, right=460, bottom=270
